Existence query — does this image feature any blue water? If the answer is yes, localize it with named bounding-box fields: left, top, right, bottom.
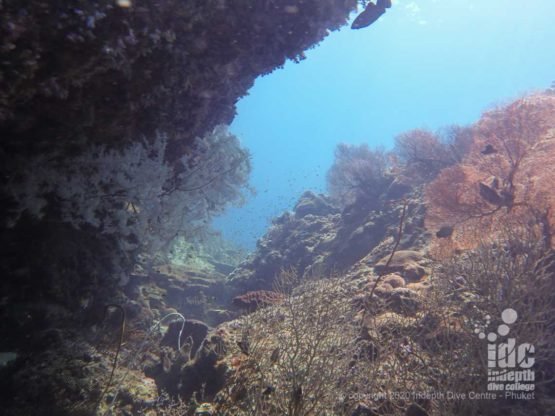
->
left=214, top=0, right=555, bottom=250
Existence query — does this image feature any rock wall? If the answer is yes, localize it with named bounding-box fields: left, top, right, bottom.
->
left=1, top=0, right=357, bottom=159
left=0, top=1, right=360, bottom=414
left=228, top=189, right=430, bottom=293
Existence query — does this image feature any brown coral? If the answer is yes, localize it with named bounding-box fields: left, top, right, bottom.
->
left=425, top=94, right=555, bottom=257
left=232, top=290, right=284, bottom=312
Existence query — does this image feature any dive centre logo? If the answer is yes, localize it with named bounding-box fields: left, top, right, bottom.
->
left=474, top=308, right=535, bottom=398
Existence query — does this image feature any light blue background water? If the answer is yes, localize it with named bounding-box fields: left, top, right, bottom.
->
left=213, top=0, right=555, bottom=250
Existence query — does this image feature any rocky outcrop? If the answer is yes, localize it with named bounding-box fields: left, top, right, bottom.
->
left=0, top=0, right=358, bottom=159
left=374, top=250, right=430, bottom=282
left=228, top=190, right=429, bottom=292
left=0, top=326, right=160, bottom=416
left=0, top=3, right=362, bottom=409
left=232, top=290, right=284, bottom=312
left=160, top=319, right=210, bottom=357
left=125, top=263, right=235, bottom=327
left=228, top=191, right=341, bottom=290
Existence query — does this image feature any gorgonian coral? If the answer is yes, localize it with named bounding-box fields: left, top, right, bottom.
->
left=6, top=125, right=251, bottom=254
left=425, top=94, right=555, bottom=256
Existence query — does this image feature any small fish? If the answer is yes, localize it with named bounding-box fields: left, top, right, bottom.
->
left=479, top=182, right=503, bottom=206
left=292, top=385, right=303, bottom=407
left=499, top=189, right=514, bottom=209
left=436, top=225, right=454, bottom=238
left=270, top=347, right=280, bottom=363
left=237, top=340, right=250, bottom=356
left=162, top=354, right=172, bottom=373
left=480, top=144, right=497, bottom=155
left=487, top=176, right=500, bottom=189
left=351, top=2, right=387, bottom=30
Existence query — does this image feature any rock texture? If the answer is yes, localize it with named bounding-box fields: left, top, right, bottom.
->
left=232, top=289, right=284, bottom=312
left=374, top=250, right=430, bottom=281
left=125, top=262, right=235, bottom=327
left=228, top=190, right=429, bottom=292
left=0, top=3, right=361, bottom=412
left=0, top=0, right=358, bottom=159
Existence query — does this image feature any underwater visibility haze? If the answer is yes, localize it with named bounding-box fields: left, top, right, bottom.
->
left=1, top=0, right=555, bottom=415
left=215, top=0, right=555, bottom=249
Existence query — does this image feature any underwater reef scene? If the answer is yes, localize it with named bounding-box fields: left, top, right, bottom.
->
left=1, top=0, right=555, bottom=415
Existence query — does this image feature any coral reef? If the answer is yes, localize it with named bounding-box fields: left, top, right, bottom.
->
left=215, top=92, right=555, bottom=415
left=213, top=230, right=555, bottom=415
left=373, top=250, right=430, bottom=282
left=6, top=126, right=251, bottom=255
left=232, top=290, right=284, bottom=312
left=424, top=94, right=555, bottom=256
left=228, top=189, right=428, bottom=292
left=0, top=2, right=362, bottom=413
left=0, top=0, right=358, bottom=158
left=2, top=1, right=554, bottom=412
left=327, top=143, right=391, bottom=207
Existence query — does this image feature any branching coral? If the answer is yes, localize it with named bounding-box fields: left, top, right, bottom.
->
left=424, top=94, right=555, bottom=256
left=6, top=125, right=251, bottom=254
left=221, top=271, right=359, bottom=416
left=393, top=126, right=473, bottom=184
left=326, top=143, right=391, bottom=207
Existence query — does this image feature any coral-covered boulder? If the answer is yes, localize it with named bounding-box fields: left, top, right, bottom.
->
left=387, top=287, right=421, bottom=315
left=374, top=250, right=429, bottom=282
left=178, top=332, right=229, bottom=400
left=294, top=191, right=337, bottom=218
left=161, top=319, right=210, bottom=356
left=228, top=193, right=428, bottom=292
left=227, top=195, right=340, bottom=291
left=382, top=273, right=406, bottom=288
left=232, top=290, right=284, bottom=312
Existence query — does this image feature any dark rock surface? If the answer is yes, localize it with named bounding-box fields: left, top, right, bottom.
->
left=161, top=319, right=209, bottom=357
left=0, top=2, right=362, bottom=412
left=351, top=403, right=380, bottom=415
left=177, top=331, right=229, bottom=400
left=0, top=0, right=358, bottom=159
left=125, top=263, right=234, bottom=326
left=405, top=403, right=430, bottom=416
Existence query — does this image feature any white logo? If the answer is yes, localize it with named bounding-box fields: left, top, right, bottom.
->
left=474, top=308, right=535, bottom=396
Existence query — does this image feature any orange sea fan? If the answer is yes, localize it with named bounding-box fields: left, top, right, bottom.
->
left=425, top=94, right=555, bottom=258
